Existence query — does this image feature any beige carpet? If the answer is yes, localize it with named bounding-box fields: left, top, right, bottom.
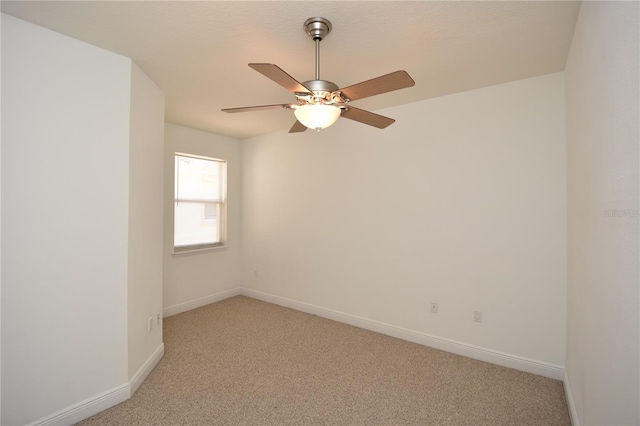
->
left=76, top=296, right=570, bottom=425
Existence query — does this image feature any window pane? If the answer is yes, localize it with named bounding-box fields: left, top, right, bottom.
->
left=174, top=201, right=219, bottom=247
left=175, top=155, right=220, bottom=200
left=203, top=202, right=217, bottom=220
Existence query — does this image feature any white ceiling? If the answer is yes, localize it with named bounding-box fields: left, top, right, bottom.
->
left=1, top=1, right=581, bottom=139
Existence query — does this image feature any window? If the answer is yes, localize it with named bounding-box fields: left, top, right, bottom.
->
left=174, top=153, right=226, bottom=251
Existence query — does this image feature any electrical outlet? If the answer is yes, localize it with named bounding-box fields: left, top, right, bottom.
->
left=430, top=302, right=438, bottom=314
left=473, top=310, right=482, bottom=323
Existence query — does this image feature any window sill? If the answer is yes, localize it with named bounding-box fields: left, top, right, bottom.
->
left=172, top=245, right=229, bottom=257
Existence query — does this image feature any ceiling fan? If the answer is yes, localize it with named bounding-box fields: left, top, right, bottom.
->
left=222, top=17, right=416, bottom=133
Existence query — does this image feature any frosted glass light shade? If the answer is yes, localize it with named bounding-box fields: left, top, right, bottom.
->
left=294, top=104, right=341, bottom=130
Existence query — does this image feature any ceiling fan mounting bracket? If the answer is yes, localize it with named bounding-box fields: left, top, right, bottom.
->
left=303, top=17, right=332, bottom=41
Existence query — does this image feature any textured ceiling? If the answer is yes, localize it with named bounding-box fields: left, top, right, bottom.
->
left=1, top=1, right=581, bottom=139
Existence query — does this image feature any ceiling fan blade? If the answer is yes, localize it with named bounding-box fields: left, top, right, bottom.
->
left=338, top=70, right=415, bottom=102
left=249, top=63, right=311, bottom=94
left=221, top=104, right=293, bottom=113
left=341, top=106, right=395, bottom=129
left=289, top=120, right=308, bottom=133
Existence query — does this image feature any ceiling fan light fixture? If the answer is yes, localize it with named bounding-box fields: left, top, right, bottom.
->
left=294, top=104, right=341, bottom=131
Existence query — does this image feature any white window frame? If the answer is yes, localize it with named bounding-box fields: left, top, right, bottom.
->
left=173, top=152, right=227, bottom=253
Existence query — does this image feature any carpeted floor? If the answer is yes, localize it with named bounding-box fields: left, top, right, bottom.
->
left=76, top=296, right=570, bottom=425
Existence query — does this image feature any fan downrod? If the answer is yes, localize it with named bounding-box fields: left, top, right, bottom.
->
left=303, top=17, right=333, bottom=84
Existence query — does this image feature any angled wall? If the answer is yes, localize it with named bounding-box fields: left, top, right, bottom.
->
left=1, top=14, right=165, bottom=425
left=128, top=63, right=165, bottom=387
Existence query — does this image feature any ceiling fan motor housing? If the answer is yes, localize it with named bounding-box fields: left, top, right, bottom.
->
left=302, top=80, right=339, bottom=92
left=299, top=80, right=346, bottom=106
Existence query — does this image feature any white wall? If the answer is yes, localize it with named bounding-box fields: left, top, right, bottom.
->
left=564, top=2, right=639, bottom=425
left=0, top=11, right=4, bottom=425
left=1, top=14, right=131, bottom=425
left=163, top=123, right=242, bottom=314
left=242, top=73, right=567, bottom=369
left=127, top=63, right=165, bottom=382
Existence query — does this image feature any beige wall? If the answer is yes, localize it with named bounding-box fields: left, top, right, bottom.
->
left=1, top=14, right=166, bottom=425
left=163, top=123, right=242, bottom=315
left=1, top=14, right=132, bottom=425
left=242, top=73, right=567, bottom=369
left=564, top=2, right=639, bottom=425
left=127, top=62, right=165, bottom=382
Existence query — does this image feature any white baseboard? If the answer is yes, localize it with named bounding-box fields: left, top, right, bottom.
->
left=30, top=344, right=165, bottom=426
left=163, top=287, right=242, bottom=317
left=30, top=383, right=130, bottom=426
left=241, top=288, right=564, bottom=380
left=130, top=343, right=165, bottom=395
left=564, top=370, right=579, bottom=426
